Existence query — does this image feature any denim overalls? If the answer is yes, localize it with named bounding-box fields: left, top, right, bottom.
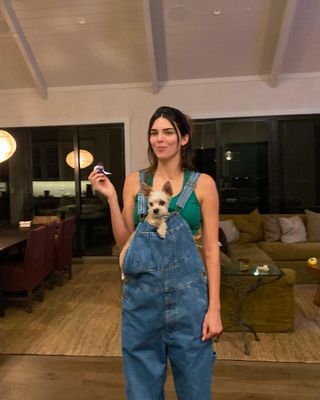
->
left=122, top=171, right=216, bottom=400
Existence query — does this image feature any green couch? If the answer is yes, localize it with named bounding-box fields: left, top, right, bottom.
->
left=220, top=212, right=320, bottom=284
left=217, top=210, right=320, bottom=332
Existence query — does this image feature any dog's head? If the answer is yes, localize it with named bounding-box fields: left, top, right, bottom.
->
left=141, top=181, right=173, bottom=219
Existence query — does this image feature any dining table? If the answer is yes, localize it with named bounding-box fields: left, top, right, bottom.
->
left=0, top=227, right=30, bottom=253
left=0, top=227, right=30, bottom=317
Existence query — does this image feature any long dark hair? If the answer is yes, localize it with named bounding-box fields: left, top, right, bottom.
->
left=146, top=106, right=195, bottom=173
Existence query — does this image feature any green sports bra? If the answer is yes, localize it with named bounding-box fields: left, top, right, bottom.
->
left=134, top=170, right=202, bottom=234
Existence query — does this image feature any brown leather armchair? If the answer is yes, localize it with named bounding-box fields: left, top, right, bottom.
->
left=1, top=226, right=47, bottom=312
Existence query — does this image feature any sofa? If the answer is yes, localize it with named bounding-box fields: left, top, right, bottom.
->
left=220, top=210, right=320, bottom=284
left=217, top=209, right=320, bottom=332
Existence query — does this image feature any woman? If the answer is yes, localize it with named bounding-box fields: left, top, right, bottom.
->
left=89, top=106, right=222, bottom=399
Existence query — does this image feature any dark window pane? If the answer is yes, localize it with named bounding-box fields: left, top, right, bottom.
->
left=279, top=119, right=320, bottom=213
left=78, top=124, right=125, bottom=256
left=220, top=121, right=270, bottom=213
left=193, top=121, right=216, bottom=179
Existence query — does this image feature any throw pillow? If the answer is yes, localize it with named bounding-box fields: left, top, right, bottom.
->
left=263, top=215, right=281, bottom=242
left=279, top=215, right=307, bottom=243
left=219, top=220, right=239, bottom=243
left=233, top=208, right=264, bottom=242
left=304, top=209, right=320, bottom=242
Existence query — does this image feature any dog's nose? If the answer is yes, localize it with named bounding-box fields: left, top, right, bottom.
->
left=153, top=208, right=159, bottom=214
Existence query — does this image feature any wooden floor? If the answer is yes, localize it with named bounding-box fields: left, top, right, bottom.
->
left=0, top=355, right=319, bottom=400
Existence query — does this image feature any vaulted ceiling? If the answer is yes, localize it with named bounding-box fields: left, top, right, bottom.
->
left=0, top=0, right=319, bottom=99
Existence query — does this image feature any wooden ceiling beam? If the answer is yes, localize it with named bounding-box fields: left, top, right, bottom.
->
left=269, top=0, right=299, bottom=87
left=0, top=0, right=48, bottom=99
left=142, top=0, right=159, bottom=94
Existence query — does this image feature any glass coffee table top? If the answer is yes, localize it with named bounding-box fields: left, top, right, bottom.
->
left=221, top=263, right=282, bottom=277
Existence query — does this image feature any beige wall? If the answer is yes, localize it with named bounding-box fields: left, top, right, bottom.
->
left=1, top=75, right=320, bottom=174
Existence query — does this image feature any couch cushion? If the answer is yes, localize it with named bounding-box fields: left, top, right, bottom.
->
left=305, top=209, right=320, bottom=242
left=263, top=215, right=281, bottom=242
left=279, top=215, right=307, bottom=243
left=219, top=219, right=239, bottom=243
left=258, top=241, right=320, bottom=261
left=228, top=242, right=273, bottom=265
left=233, top=208, right=264, bottom=243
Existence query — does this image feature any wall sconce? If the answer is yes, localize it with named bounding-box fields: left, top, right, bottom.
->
left=66, top=149, right=94, bottom=169
left=0, top=130, right=17, bottom=163
left=225, top=150, right=233, bottom=161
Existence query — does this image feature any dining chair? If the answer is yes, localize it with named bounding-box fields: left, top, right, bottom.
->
left=54, top=217, right=75, bottom=284
left=44, top=221, right=58, bottom=288
left=32, top=215, right=60, bottom=226
left=0, top=225, right=47, bottom=313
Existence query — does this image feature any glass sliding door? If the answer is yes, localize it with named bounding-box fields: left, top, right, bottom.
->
left=78, top=124, right=125, bottom=256
left=31, top=127, right=76, bottom=219
left=193, top=121, right=216, bottom=179
left=29, top=123, right=124, bottom=256
left=278, top=119, right=320, bottom=213
left=218, top=120, right=271, bottom=213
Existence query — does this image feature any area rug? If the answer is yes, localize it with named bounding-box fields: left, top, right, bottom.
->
left=0, top=263, right=319, bottom=363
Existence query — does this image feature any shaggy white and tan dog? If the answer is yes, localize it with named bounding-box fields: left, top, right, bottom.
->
left=119, top=181, right=173, bottom=279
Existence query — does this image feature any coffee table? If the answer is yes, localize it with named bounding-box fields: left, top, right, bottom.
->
left=307, top=264, right=320, bottom=306
left=220, top=263, right=283, bottom=355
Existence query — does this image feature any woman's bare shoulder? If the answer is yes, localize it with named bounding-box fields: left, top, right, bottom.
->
left=123, top=171, right=140, bottom=196
left=195, top=173, right=217, bottom=200
left=125, top=171, right=139, bottom=183
left=197, top=173, right=216, bottom=187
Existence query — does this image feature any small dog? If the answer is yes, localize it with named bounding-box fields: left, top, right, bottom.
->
left=142, top=180, right=173, bottom=238
left=119, top=181, right=173, bottom=279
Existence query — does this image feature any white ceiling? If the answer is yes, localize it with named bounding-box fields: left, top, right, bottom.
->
left=0, top=0, right=320, bottom=98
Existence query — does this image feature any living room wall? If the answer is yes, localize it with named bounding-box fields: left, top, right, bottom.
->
left=1, top=74, right=320, bottom=173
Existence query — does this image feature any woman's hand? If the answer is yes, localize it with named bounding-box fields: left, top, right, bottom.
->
left=202, top=309, right=223, bottom=341
left=88, top=170, right=116, bottom=200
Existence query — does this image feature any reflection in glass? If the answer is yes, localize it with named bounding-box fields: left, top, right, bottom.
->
left=31, top=127, right=75, bottom=218
left=278, top=119, right=320, bottom=213
left=220, top=121, right=270, bottom=213
left=193, top=121, right=216, bottom=179
left=30, top=124, right=125, bottom=256
left=78, top=124, right=124, bottom=256
left=65, top=149, right=94, bottom=169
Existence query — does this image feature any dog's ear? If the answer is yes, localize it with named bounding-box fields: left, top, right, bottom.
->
left=162, top=181, right=173, bottom=197
left=141, top=182, right=152, bottom=197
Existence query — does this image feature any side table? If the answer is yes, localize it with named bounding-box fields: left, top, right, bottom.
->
left=307, top=263, right=320, bottom=306
left=220, top=263, right=283, bottom=355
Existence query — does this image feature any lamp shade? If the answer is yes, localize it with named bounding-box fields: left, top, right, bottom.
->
left=66, top=149, right=94, bottom=169
left=0, top=130, right=17, bottom=163
left=225, top=150, right=233, bottom=161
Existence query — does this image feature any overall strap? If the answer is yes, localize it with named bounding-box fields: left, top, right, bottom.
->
left=137, top=169, right=148, bottom=220
left=175, top=171, right=200, bottom=211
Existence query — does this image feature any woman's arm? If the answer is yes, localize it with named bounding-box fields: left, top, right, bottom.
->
left=88, top=170, right=139, bottom=248
left=195, top=173, right=223, bottom=340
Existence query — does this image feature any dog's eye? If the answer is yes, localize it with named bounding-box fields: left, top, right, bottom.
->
left=159, top=200, right=165, bottom=206
left=149, top=202, right=153, bottom=207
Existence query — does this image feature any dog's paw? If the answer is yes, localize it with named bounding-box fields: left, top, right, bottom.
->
left=157, top=223, right=167, bottom=238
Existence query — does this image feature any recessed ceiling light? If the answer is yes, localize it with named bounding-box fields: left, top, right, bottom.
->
left=212, top=8, right=222, bottom=16
left=76, top=17, right=86, bottom=25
